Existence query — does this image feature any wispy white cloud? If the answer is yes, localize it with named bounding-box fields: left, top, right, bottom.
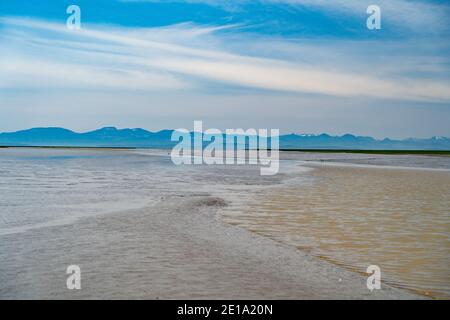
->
left=122, top=0, right=450, bottom=34
left=0, top=16, right=449, bottom=102
left=276, top=0, right=449, bottom=32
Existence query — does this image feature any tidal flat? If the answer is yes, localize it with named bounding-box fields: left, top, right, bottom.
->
left=1, top=148, right=448, bottom=299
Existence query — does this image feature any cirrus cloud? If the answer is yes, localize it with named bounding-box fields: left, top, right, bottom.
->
left=1, top=17, right=449, bottom=102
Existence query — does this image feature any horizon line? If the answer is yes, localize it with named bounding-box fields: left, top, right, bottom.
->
left=0, top=126, right=449, bottom=141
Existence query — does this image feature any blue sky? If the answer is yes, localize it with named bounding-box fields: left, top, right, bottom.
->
left=0, top=0, right=449, bottom=138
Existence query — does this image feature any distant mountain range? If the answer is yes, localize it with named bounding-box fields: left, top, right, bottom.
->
left=1, top=127, right=449, bottom=150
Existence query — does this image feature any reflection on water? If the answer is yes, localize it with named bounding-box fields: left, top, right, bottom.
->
left=222, top=165, right=450, bottom=299
left=1, top=148, right=449, bottom=299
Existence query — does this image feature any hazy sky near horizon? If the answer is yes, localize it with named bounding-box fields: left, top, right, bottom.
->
left=0, top=0, right=449, bottom=139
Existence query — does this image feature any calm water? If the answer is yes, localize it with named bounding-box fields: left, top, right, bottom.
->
left=0, top=148, right=282, bottom=236
left=222, top=155, right=450, bottom=299
left=0, top=148, right=449, bottom=298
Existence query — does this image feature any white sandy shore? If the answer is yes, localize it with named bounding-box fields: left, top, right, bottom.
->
left=0, top=194, right=422, bottom=299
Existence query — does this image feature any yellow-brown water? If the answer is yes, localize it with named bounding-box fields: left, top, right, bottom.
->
left=222, top=164, right=450, bottom=299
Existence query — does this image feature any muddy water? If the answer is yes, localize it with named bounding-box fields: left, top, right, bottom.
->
left=222, top=164, right=450, bottom=299
left=0, top=148, right=447, bottom=299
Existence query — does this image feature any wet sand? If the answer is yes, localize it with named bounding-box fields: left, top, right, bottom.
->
left=0, top=194, right=421, bottom=299
left=222, top=164, right=450, bottom=299
left=2, top=148, right=441, bottom=299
